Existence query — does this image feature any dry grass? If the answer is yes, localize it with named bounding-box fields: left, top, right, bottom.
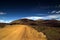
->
left=31, top=25, right=60, bottom=40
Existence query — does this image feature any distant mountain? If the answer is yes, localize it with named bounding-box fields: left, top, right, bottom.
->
left=0, top=23, right=8, bottom=28
left=0, top=18, right=60, bottom=40
left=10, top=19, right=37, bottom=25
left=10, top=18, right=60, bottom=27
left=35, top=19, right=60, bottom=27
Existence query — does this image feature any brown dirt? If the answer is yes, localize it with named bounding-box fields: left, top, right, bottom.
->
left=0, top=25, right=47, bottom=40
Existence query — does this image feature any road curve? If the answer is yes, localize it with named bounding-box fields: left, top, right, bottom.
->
left=0, top=25, right=47, bottom=40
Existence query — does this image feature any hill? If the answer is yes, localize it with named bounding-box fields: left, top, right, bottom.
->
left=9, top=19, right=60, bottom=40
left=0, top=19, right=60, bottom=40
left=0, top=23, right=8, bottom=28
left=10, top=19, right=37, bottom=25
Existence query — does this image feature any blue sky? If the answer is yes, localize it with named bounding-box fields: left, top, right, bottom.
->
left=0, top=0, right=60, bottom=23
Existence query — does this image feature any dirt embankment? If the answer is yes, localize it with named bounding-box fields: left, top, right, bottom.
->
left=0, top=25, right=47, bottom=40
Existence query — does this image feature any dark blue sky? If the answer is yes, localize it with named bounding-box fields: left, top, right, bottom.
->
left=0, top=0, right=60, bottom=23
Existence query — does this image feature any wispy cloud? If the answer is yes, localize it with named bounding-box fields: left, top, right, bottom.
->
left=22, top=14, right=60, bottom=20
left=51, top=11, right=56, bottom=14
left=0, top=12, right=6, bottom=15
left=45, top=14, right=60, bottom=19
left=48, top=10, right=60, bottom=14
left=23, top=16, right=44, bottom=20
left=56, top=11, right=60, bottom=14
left=36, top=14, right=45, bottom=15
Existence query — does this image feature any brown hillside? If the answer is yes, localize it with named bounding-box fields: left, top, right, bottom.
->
left=10, top=19, right=60, bottom=27
left=10, top=19, right=37, bottom=25
left=0, top=23, right=8, bottom=28
left=0, top=25, right=47, bottom=40
left=10, top=19, right=60, bottom=40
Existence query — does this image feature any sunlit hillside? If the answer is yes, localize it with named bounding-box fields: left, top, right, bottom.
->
left=9, top=19, right=60, bottom=40
left=0, top=19, right=60, bottom=40
left=0, top=25, right=47, bottom=40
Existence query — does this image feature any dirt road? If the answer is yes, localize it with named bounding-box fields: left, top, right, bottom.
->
left=0, top=25, right=47, bottom=40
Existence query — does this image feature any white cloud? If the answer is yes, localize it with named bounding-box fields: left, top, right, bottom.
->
left=0, top=12, right=6, bottom=15
left=51, top=11, right=56, bottom=13
left=22, top=14, right=60, bottom=20
left=0, top=20, right=12, bottom=23
left=22, top=16, right=44, bottom=20
left=5, top=20, right=12, bottom=23
left=22, top=16, right=47, bottom=20
left=48, top=10, right=60, bottom=14
left=45, top=14, right=60, bottom=19
left=0, top=20, right=5, bottom=23
left=56, top=11, right=60, bottom=14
